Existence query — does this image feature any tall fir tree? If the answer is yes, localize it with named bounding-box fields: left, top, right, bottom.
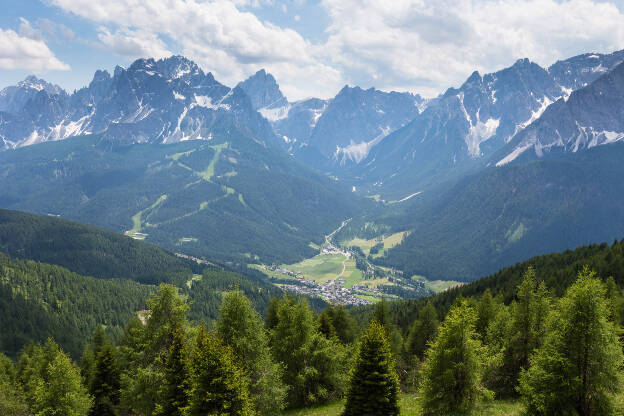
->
left=188, top=325, right=255, bottom=416
left=217, top=290, right=286, bottom=415
left=89, top=341, right=121, bottom=416
left=154, top=328, right=190, bottom=416
left=519, top=268, right=624, bottom=416
left=405, top=301, right=439, bottom=360
left=17, top=339, right=92, bottom=416
left=269, top=296, right=348, bottom=407
left=318, top=310, right=338, bottom=340
left=342, top=320, right=400, bottom=416
left=418, top=300, right=490, bottom=415
left=497, top=267, right=550, bottom=396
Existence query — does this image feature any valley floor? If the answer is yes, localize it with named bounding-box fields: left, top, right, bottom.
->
left=283, top=395, right=524, bottom=416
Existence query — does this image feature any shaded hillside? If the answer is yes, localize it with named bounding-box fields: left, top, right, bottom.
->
left=373, top=142, right=624, bottom=281
left=0, top=209, right=200, bottom=283
left=370, top=237, right=624, bottom=331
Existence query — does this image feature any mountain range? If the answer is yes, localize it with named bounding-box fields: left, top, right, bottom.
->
left=2, top=50, right=624, bottom=280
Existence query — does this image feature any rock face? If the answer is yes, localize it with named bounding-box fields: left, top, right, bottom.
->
left=0, top=56, right=277, bottom=149
left=353, top=50, right=624, bottom=194
left=496, top=60, right=624, bottom=166
left=238, top=70, right=425, bottom=167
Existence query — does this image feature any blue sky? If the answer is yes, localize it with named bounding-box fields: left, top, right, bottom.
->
left=2, top=0, right=624, bottom=100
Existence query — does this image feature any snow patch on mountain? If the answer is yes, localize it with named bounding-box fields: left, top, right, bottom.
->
left=259, top=104, right=291, bottom=121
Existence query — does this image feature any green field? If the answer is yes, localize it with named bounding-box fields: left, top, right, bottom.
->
left=343, top=231, right=409, bottom=258
left=412, top=276, right=463, bottom=293
left=283, top=395, right=524, bottom=416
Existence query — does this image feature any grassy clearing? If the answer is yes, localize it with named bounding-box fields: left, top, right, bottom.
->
left=198, top=142, right=228, bottom=181
left=286, top=254, right=345, bottom=283
left=412, top=275, right=463, bottom=293
left=283, top=394, right=523, bottom=415
left=343, top=231, right=409, bottom=258
left=129, top=194, right=168, bottom=234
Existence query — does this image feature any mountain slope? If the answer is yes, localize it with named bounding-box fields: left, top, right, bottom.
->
left=0, top=56, right=278, bottom=150
left=366, top=142, right=624, bottom=281
left=0, top=129, right=361, bottom=264
left=0, top=209, right=201, bottom=282
left=368, top=236, right=624, bottom=331
left=496, top=59, right=624, bottom=166
left=356, top=50, right=624, bottom=197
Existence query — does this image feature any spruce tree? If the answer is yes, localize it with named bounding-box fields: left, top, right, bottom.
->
left=519, top=268, right=624, bottom=415
left=406, top=301, right=438, bottom=360
left=18, top=339, right=92, bottom=416
left=90, top=341, right=121, bottom=416
left=188, top=325, right=255, bottom=416
left=217, top=290, right=286, bottom=415
left=418, top=300, right=489, bottom=415
left=498, top=267, right=550, bottom=396
left=475, top=289, right=497, bottom=340
left=269, top=296, right=348, bottom=407
left=342, top=320, right=400, bottom=416
left=154, top=328, right=190, bottom=416
left=318, top=310, right=338, bottom=340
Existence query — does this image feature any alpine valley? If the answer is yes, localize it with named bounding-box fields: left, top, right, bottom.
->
left=2, top=49, right=624, bottom=295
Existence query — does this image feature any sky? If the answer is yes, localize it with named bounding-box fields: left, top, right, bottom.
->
left=2, top=0, right=624, bottom=101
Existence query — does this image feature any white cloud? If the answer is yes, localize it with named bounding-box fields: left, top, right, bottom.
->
left=0, top=27, right=70, bottom=71
left=49, top=0, right=345, bottom=99
left=97, top=27, right=171, bottom=59
left=321, top=0, right=624, bottom=96
left=47, top=0, right=624, bottom=99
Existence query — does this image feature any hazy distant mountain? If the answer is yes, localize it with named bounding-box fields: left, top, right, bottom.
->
left=495, top=59, right=624, bottom=166
left=238, top=70, right=426, bottom=168
left=355, top=50, right=624, bottom=197
left=0, top=56, right=278, bottom=149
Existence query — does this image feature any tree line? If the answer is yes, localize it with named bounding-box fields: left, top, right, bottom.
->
left=1, top=266, right=623, bottom=415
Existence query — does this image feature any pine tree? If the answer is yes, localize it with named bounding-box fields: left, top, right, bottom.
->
left=269, top=296, right=348, bottom=407
left=318, top=310, right=338, bottom=340
left=90, top=341, right=121, bottom=416
left=406, top=301, right=438, bottom=360
left=217, top=290, right=286, bottom=415
left=519, top=268, right=624, bottom=415
left=342, top=320, right=400, bottom=416
left=0, top=353, right=29, bottom=416
left=498, top=267, right=550, bottom=396
left=18, top=339, right=92, bottom=416
left=323, top=306, right=359, bottom=344
left=154, top=328, right=190, bottom=416
left=475, top=289, right=497, bottom=340
left=418, top=300, right=489, bottom=415
left=188, top=325, right=255, bottom=416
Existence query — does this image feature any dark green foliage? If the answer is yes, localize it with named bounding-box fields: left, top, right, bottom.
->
left=362, top=236, right=624, bottom=334
left=519, top=268, right=624, bottom=415
left=475, top=289, right=498, bottom=340
left=217, top=290, right=286, bottom=415
left=0, top=352, right=29, bottom=416
left=154, top=328, right=190, bottom=416
left=418, top=301, right=490, bottom=415
left=183, top=268, right=282, bottom=324
left=0, top=208, right=199, bottom=283
left=0, top=134, right=362, bottom=265
left=89, top=342, right=121, bottom=416
left=374, top=143, right=624, bottom=281
left=405, top=301, right=438, bottom=360
left=318, top=310, right=337, bottom=340
left=342, top=320, right=400, bottom=416
left=496, top=268, right=550, bottom=397
left=269, top=296, right=349, bottom=407
left=118, top=284, right=189, bottom=416
left=0, top=252, right=151, bottom=359
left=17, top=339, right=92, bottom=415
left=321, top=306, right=360, bottom=345
left=188, top=325, right=255, bottom=416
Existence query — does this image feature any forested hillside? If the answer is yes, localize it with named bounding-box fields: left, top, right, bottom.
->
left=0, top=252, right=151, bottom=358
left=0, top=209, right=200, bottom=282
left=358, top=142, right=624, bottom=282
left=371, top=237, right=624, bottom=331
